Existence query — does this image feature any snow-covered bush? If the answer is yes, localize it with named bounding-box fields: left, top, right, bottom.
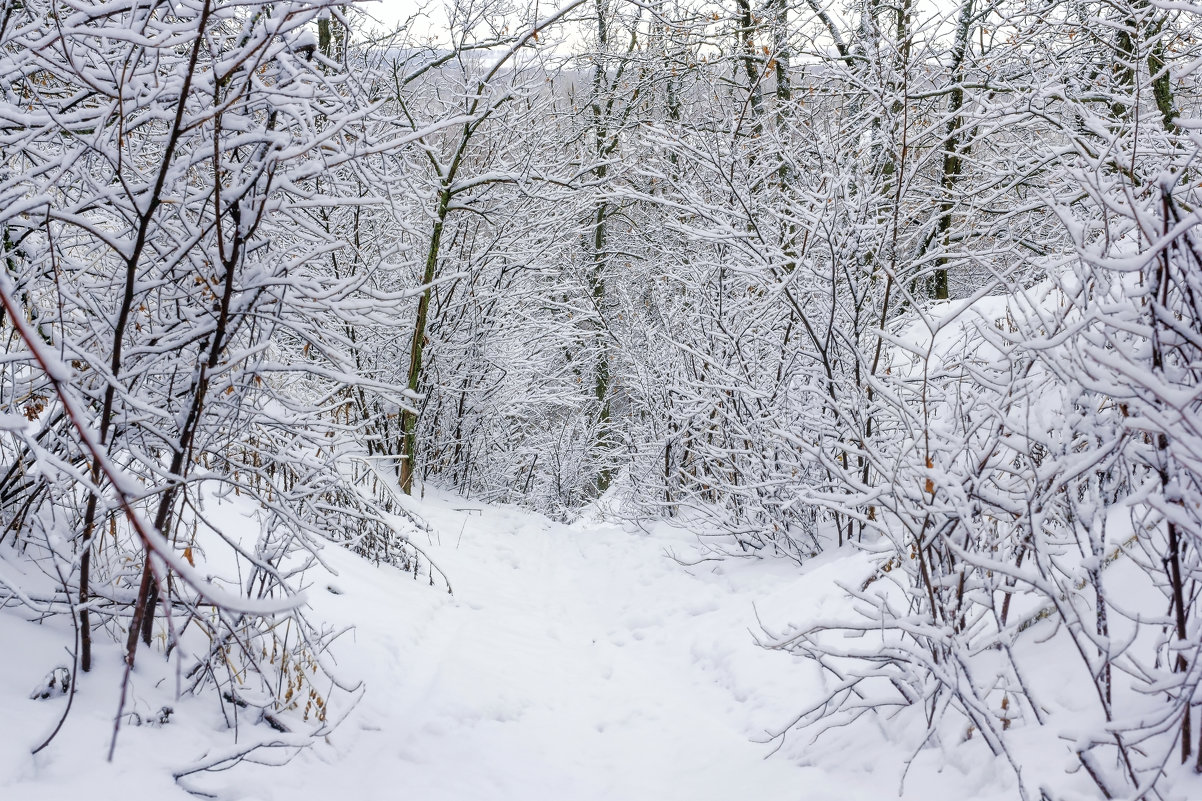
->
left=766, top=27, right=1202, bottom=792
left=0, top=0, right=440, bottom=762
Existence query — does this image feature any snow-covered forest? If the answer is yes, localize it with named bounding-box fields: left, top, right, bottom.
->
left=2, top=0, right=1202, bottom=798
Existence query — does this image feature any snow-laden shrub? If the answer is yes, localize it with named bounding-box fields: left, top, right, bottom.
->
left=768, top=149, right=1202, bottom=798
left=0, top=0, right=442, bottom=766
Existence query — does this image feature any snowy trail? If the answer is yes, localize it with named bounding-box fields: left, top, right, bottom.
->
left=277, top=497, right=827, bottom=801
left=2, top=492, right=1012, bottom=801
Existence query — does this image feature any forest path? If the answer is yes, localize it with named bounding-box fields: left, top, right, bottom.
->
left=0, top=489, right=1012, bottom=801
left=257, top=491, right=862, bottom=801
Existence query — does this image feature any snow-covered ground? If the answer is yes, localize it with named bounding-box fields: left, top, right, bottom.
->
left=2, top=491, right=1021, bottom=800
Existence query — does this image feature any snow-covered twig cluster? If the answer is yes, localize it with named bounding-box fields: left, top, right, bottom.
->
left=0, top=0, right=442, bottom=765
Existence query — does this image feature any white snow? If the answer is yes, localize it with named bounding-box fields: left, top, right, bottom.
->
left=1, top=490, right=1030, bottom=800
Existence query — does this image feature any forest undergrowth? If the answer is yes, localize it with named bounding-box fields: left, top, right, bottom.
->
left=2, top=0, right=1202, bottom=797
